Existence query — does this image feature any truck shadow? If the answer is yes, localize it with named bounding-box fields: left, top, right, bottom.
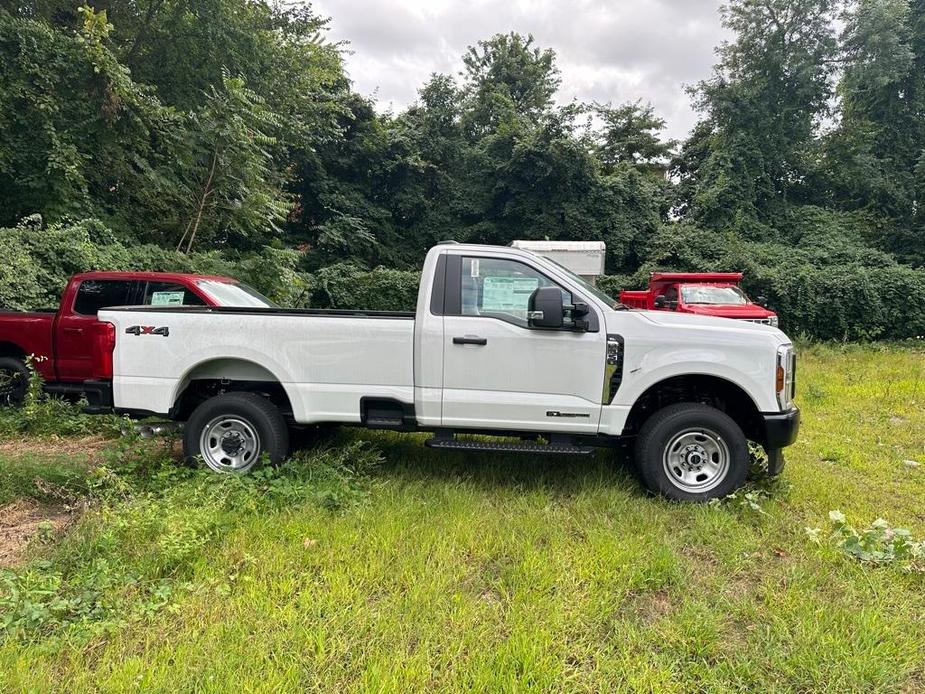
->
left=301, top=427, right=648, bottom=499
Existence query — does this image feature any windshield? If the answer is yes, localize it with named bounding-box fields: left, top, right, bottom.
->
left=196, top=280, right=278, bottom=308
left=680, top=285, right=748, bottom=306
left=543, top=258, right=621, bottom=308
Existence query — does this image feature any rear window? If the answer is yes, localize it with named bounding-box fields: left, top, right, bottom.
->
left=73, top=280, right=134, bottom=316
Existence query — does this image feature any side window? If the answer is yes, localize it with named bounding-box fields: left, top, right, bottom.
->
left=73, top=280, right=134, bottom=316
left=142, top=282, right=206, bottom=307
left=459, top=257, right=570, bottom=327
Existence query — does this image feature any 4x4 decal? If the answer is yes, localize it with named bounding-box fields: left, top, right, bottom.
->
left=125, top=325, right=169, bottom=337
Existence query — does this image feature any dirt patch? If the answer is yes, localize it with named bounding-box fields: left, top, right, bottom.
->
left=623, top=588, right=674, bottom=625
left=0, top=498, right=75, bottom=567
left=680, top=544, right=720, bottom=569
left=0, top=435, right=112, bottom=461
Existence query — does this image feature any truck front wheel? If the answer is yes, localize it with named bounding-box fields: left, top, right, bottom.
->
left=635, top=403, right=748, bottom=502
left=0, top=357, right=29, bottom=407
left=183, top=392, right=289, bottom=473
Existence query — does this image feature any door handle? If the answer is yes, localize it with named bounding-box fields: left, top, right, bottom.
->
left=62, top=327, right=83, bottom=335
left=453, top=336, right=487, bottom=346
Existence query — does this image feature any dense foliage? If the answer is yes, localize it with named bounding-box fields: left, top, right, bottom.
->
left=1, top=0, right=924, bottom=339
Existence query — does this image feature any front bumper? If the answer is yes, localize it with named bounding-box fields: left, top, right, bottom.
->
left=760, top=407, right=800, bottom=449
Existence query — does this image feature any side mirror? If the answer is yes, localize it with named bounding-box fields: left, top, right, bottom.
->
left=654, top=294, right=667, bottom=309
left=756, top=295, right=768, bottom=307
left=528, top=286, right=564, bottom=329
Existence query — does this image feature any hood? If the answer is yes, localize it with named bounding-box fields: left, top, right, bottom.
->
left=624, top=308, right=786, bottom=339
left=682, top=304, right=776, bottom=319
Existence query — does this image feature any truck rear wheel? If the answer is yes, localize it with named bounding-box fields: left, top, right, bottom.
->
left=183, top=392, right=289, bottom=473
left=0, top=357, right=28, bottom=407
left=634, top=403, right=748, bottom=502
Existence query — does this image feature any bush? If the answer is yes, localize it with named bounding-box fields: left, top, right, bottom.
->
left=0, top=218, right=302, bottom=309
left=308, top=263, right=421, bottom=311
left=753, top=264, right=925, bottom=340
left=4, top=216, right=925, bottom=339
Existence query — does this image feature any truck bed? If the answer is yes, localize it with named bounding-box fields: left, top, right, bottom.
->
left=618, top=290, right=650, bottom=309
left=100, top=305, right=416, bottom=422
left=0, top=310, right=57, bottom=380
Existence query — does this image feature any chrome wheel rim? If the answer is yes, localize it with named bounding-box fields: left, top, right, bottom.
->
left=199, top=416, right=261, bottom=473
left=662, top=427, right=730, bottom=493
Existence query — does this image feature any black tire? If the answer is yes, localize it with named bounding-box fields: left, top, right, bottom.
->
left=0, top=356, right=29, bottom=408
left=634, top=403, right=748, bottom=502
left=183, top=392, right=289, bottom=473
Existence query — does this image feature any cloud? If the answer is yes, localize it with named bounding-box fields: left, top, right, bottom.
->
left=313, top=0, right=729, bottom=139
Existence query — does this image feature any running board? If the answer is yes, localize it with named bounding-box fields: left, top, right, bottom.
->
left=425, top=436, right=593, bottom=456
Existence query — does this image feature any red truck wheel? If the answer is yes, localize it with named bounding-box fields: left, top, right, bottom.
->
left=0, top=357, right=29, bottom=407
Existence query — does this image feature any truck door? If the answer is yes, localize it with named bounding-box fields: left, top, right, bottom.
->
left=440, top=254, right=606, bottom=433
left=56, top=279, right=135, bottom=381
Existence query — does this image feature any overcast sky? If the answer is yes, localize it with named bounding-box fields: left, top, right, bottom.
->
left=312, top=0, right=729, bottom=141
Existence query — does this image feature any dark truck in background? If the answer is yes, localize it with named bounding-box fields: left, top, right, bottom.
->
left=0, top=271, right=275, bottom=408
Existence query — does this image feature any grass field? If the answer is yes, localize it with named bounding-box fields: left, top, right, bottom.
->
left=0, top=343, right=923, bottom=692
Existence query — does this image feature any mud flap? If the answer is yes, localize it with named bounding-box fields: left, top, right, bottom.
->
left=765, top=448, right=786, bottom=476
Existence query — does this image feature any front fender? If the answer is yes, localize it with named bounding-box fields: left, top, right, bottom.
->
left=615, top=343, right=777, bottom=414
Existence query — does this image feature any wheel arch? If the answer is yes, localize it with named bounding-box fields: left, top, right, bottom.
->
left=623, top=372, right=764, bottom=443
left=170, top=357, right=296, bottom=421
left=0, top=342, right=27, bottom=360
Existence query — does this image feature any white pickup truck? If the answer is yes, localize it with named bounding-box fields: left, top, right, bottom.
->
left=99, top=242, right=799, bottom=501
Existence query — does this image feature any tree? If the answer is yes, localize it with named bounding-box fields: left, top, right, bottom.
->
left=681, top=0, right=839, bottom=232
left=460, top=32, right=560, bottom=138
left=0, top=6, right=182, bottom=229
left=0, top=1, right=351, bottom=251
left=175, top=73, right=288, bottom=253
left=593, top=101, right=677, bottom=174
left=821, top=0, right=925, bottom=265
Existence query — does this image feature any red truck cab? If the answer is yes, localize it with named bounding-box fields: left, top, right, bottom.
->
left=619, top=273, right=778, bottom=326
left=0, top=272, right=274, bottom=409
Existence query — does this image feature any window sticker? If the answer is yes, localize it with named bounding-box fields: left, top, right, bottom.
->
left=470, top=259, right=480, bottom=277
left=150, top=291, right=186, bottom=306
left=481, top=277, right=539, bottom=311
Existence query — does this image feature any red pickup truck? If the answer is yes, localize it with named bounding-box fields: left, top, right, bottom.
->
left=0, top=272, right=275, bottom=409
left=620, top=273, right=778, bottom=326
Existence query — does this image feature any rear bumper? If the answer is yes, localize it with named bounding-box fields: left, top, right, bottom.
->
left=43, top=379, right=113, bottom=413
left=82, top=379, right=113, bottom=413
left=760, top=407, right=800, bottom=449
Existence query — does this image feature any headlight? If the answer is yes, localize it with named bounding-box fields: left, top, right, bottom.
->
left=769, top=315, right=779, bottom=328
left=776, top=344, right=795, bottom=409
